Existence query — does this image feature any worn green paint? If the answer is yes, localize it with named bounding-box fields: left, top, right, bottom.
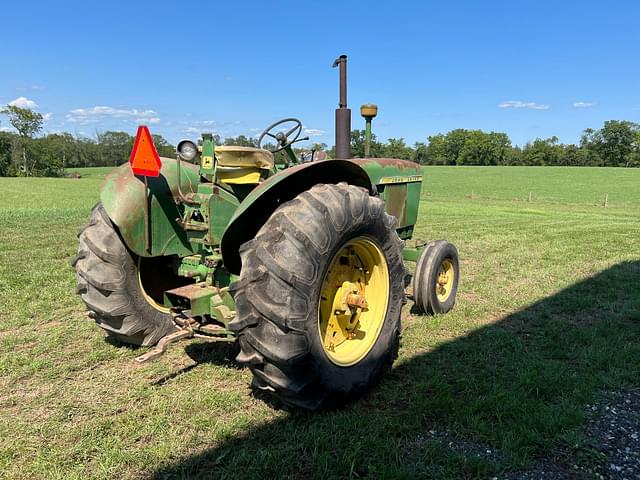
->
left=163, top=283, right=216, bottom=317
left=351, top=158, right=422, bottom=186
left=178, top=255, right=209, bottom=282
left=100, top=158, right=200, bottom=258
left=402, top=246, right=425, bottom=263
left=200, top=134, right=216, bottom=179
left=192, top=182, right=240, bottom=246
left=364, top=118, right=372, bottom=157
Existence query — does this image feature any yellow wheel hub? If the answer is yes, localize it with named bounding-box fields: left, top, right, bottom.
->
left=318, top=237, right=389, bottom=367
left=436, top=259, right=454, bottom=302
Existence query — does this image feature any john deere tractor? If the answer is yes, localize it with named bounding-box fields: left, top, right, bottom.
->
left=73, top=56, right=459, bottom=409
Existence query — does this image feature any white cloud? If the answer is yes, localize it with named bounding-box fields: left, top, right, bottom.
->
left=17, top=85, right=46, bottom=92
left=8, top=96, right=38, bottom=108
left=573, top=101, right=594, bottom=108
left=137, top=116, right=160, bottom=124
left=303, top=128, right=325, bottom=137
left=0, top=125, right=15, bottom=132
left=66, top=105, right=158, bottom=124
left=498, top=100, right=549, bottom=110
left=42, top=112, right=53, bottom=121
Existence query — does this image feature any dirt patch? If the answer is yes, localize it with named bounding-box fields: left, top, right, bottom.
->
left=404, top=429, right=506, bottom=464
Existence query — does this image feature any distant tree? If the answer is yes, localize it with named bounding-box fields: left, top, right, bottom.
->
left=522, top=137, right=563, bottom=166
left=443, top=129, right=468, bottom=163
left=421, top=129, right=512, bottom=166
left=96, top=131, right=133, bottom=166
left=349, top=129, right=384, bottom=158
left=580, top=120, right=640, bottom=167
left=562, top=144, right=591, bottom=166
left=0, top=105, right=43, bottom=138
left=382, top=138, right=413, bottom=160
left=457, top=131, right=512, bottom=166
left=151, top=134, right=175, bottom=158
left=75, top=136, right=100, bottom=168
left=41, top=133, right=76, bottom=173
left=508, top=146, right=523, bottom=166
left=0, top=131, right=14, bottom=176
left=0, top=105, right=44, bottom=175
left=423, top=134, right=450, bottom=165
left=224, top=135, right=257, bottom=147
left=413, top=141, right=428, bottom=164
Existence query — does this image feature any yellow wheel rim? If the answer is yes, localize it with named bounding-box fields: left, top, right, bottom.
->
left=137, top=258, right=172, bottom=314
left=436, top=259, right=454, bottom=302
left=318, top=237, right=389, bottom=367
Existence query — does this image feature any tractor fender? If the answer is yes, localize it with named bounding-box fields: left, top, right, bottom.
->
left=220, top=159, right=373, bottom=275
left=100, top=158, right=200, bottom=257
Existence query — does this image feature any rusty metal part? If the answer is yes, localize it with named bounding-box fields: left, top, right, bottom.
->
left=384, top=183, right=408, bottom=226
left=333, top=281, right=369, bottom=315
left=350, top=157, right=422, bottom=171
left=333, top=54, right=351, bottom=159
left=346, top=292, right=368, bottom=310
left=165, top=282, right=218, bottom=317
left=135, top=328, right=194, bottom=363
left=172, top=314, right=198, bottom=328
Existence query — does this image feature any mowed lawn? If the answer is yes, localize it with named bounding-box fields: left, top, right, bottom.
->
left=0, top=166, right=638, bottom=479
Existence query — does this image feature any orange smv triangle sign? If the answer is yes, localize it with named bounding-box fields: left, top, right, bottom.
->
left=130, top=125, right=162, bottom=177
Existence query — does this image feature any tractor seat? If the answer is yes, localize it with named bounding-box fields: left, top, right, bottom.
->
left=215, top=146, right=274, bottom=169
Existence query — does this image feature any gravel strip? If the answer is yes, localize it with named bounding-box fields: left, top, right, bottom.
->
left=501, top=389, right=640, bottom=479
left=404, top=389, right=640, bottom=479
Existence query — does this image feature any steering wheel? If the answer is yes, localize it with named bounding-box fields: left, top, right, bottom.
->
left=257, top=118, right=303, bottom=153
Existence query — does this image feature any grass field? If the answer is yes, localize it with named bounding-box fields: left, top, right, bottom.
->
left=1, top=166, right=639, bottom=479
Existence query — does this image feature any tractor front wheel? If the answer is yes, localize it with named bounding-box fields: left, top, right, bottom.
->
left=413, top=240, right=459, bottom=315
left=229, top=183, right=406, bottom=409
left=73, top=204, right=181, bottom=346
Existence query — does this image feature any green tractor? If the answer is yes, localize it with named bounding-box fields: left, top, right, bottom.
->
left=72, top=55, right=459, bottom=409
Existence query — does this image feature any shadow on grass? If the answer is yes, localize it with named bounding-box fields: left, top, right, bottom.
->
left=153, top=261, right=640, bottom=479
left=149, top=342, right=241, bottom=387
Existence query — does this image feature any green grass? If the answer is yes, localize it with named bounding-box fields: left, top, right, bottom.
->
left=0, top=166, right=639, bottom=479
left=65, top=166, right=115, bottom=179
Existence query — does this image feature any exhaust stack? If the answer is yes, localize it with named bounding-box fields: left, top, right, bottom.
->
left=332, top=55, right=351, bottom=159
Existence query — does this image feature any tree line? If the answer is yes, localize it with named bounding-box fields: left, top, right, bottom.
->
left=344, top=120, right=640, bottom=167
left=1, top=104, right=639, bottom=176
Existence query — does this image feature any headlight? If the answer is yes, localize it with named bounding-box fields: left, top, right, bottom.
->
left=176, top=139, right=198, bottom=162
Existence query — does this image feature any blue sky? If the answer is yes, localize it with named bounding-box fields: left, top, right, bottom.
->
left=2, top=0, right=639, bottom=147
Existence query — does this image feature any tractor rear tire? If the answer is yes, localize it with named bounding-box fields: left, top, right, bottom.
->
left=413, top=240, right=459, bottom=315
left=72, top=204, right=177, bottom=346
left=229, top=183, right=406, bottom=410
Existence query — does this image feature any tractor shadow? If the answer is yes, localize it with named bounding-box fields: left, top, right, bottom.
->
left=150, top=341, right=241, bottom=387
left=151, top=261, right=640, bottom=479
left=183, top=341, right=241, bottom=370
